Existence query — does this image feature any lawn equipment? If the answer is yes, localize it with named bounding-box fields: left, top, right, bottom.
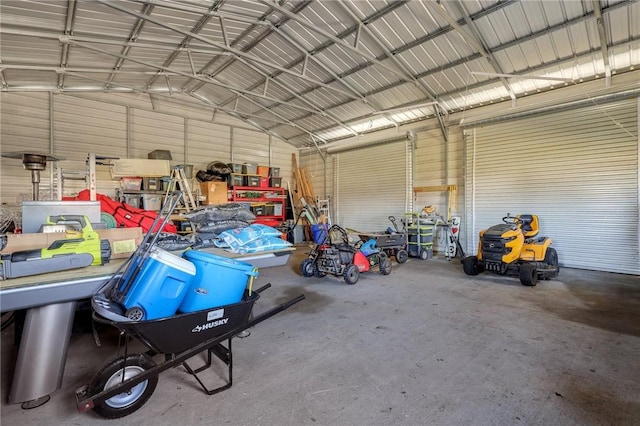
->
left=357, top=216, right=408, bottom=264
left=301, top=224, right=391, bottom=284
left=462, top=214, right=559, bottom=286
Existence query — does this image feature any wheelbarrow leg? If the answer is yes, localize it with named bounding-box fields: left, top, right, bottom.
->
left=181, top=339, right=233, bottom=395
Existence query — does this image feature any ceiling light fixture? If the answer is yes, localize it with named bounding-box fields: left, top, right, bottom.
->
left=371, top=101, right=439, bottom=115
left=471, top=71, right=574, bottom=83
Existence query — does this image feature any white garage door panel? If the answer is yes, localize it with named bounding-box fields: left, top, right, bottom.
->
left=466, top=99, right=639, bottom=274
left=336, top=140, right=410, bottom=232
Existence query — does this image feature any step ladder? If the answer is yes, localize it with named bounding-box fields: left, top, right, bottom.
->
left=316, top=196, right=331, bottom=224
left=166, top=165, right=197, bottom=212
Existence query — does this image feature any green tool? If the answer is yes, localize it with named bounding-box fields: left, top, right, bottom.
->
left=0, top=215, right=111, bottom=279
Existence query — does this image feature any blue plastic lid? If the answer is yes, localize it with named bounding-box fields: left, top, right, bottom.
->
left=183, top=249, right=258, bottom=275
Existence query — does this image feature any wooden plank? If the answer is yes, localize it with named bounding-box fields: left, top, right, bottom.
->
left=302, top=167, right=316, bottom=203
left=413, top=185, right=457, bottom=193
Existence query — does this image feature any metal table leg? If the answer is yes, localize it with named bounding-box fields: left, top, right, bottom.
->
left=9, top=301, right=77, bottom=408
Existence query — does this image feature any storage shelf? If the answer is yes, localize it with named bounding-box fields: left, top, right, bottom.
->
left=230, top=186, right=286, bottom=226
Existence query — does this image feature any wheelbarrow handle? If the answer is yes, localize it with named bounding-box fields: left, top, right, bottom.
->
left=246, top=294, right=305, bottom=329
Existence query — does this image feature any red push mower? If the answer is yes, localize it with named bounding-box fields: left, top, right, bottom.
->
left=300, top=224, right=392, bottom=284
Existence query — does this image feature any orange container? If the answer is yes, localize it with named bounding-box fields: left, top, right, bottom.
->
left=257, top=166, right=270, bottom=177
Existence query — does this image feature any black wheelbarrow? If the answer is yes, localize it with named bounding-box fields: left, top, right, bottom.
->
left=76, top=284, right=304, bottom=419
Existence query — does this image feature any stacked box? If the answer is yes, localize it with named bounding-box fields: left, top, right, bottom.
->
left=228, top=163, right=243, bottom=174
left=246, top=175, right=260, bottom=187
left=257, top=166, right=270, bottom=177
left=141, top=193, right=163, bottom=211
left=270, top=177, right=282, bottom=187
left=269, top=167, right=280, bottom=177
left=242, top=163, right=258, bottom=174
left=123, top=194, right=141, bottom=208
left=200, top=181, right=228, bottom=205
left=143, top=177, right=161, bottom=191
left=252, top=205, right=265, bottom=216
left=147, top=150, right=172, bottom=160
left=259, top=177, right=269, bottom=188
left=228, top=174, right=244, bottom=187
left=120, top=177, right=142, bottom=190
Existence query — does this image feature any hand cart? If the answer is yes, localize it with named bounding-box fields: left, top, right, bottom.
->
left=405, top=213, right=435, bottom=260
left=357, top=216, right=409, bottom=264
left=76, top=284, right=303, bottom=419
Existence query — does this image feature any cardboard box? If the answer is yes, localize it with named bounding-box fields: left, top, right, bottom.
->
left=97, top=228, right=144, bottom=259
left=1, top=227, right=143, bottom=260
left=200, top=181, right=228, bottom=205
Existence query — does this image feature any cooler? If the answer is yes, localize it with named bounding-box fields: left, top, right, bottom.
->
left=179, top=250, right=259, bottom=313
left=122, top=247, right=196, bottom=320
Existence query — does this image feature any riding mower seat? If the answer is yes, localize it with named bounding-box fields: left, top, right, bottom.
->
left=518, top=214, right=540, bottom=239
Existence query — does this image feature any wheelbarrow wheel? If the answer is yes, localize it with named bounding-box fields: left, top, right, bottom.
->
left=88, top=353, right=158, bottom=419
left=344, top=264, right=360, bottom=285
left=301, top=259, right=316, bottom=277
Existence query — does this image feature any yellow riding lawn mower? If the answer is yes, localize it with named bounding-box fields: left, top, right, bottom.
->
left=462, top=214, right=559, bottom=286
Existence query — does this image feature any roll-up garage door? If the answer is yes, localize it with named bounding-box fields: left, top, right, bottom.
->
left=335, top=139, right=411, bottom=233
left=465, top=99, right=639, bottom=274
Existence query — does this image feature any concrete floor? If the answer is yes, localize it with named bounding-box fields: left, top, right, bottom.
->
left=2, top=247, right=639, bottom=425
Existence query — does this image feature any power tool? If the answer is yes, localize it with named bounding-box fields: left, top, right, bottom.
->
left=1, top=215, right=111, bottom=279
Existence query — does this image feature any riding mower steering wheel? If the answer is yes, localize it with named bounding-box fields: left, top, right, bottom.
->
left=502, top=215, right=523, bottom=230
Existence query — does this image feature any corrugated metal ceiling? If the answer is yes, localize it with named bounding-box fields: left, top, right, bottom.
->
left=1, top=0, right=638, bottom=148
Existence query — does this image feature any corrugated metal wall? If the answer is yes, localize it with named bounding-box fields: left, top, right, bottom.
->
left=130, top=109, right=185, bottom=163
left=465, top=98, right=639, bottom=274
left=186, top=120, right=231, bottom=174
left=0, top=93, right=296, bottom=209
left=53, top=95, right=127, bottom=197
left=0, top=93, right=51, bottom=202
left=334, top=140, right=411, bottom=232
left=230, top=127, right=270, bottom=166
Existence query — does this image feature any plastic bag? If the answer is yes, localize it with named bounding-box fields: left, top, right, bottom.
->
left=239, top=236, right=292, bottom=254
left=155, top=233, right=194, bottom=251
left=207, top=161, right=232, bottom=176
left=197, top=220, right=250, bottom=233
left=215, top=224, right=285, bottom=253
left=184, top=204, right=256, bottom=223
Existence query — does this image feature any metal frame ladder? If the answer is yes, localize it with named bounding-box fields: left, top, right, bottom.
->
left=166, top=165, right=197, bottom=211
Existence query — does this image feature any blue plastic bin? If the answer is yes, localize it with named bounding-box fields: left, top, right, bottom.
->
left=312, top=224, right=328, bottom=244
left=178, top=250, right=259, bottom=313
left=122, top=247, right=196, bottom=320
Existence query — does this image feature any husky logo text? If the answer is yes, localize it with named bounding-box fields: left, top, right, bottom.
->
left=192, top=318, right=229, bottom=333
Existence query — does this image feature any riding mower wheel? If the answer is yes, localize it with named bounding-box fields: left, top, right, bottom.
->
left=520, top=263, right=538, bottom=286
left=544, top=247, right=560, bottom=278
left=462, top=256, right=483, bottom=276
